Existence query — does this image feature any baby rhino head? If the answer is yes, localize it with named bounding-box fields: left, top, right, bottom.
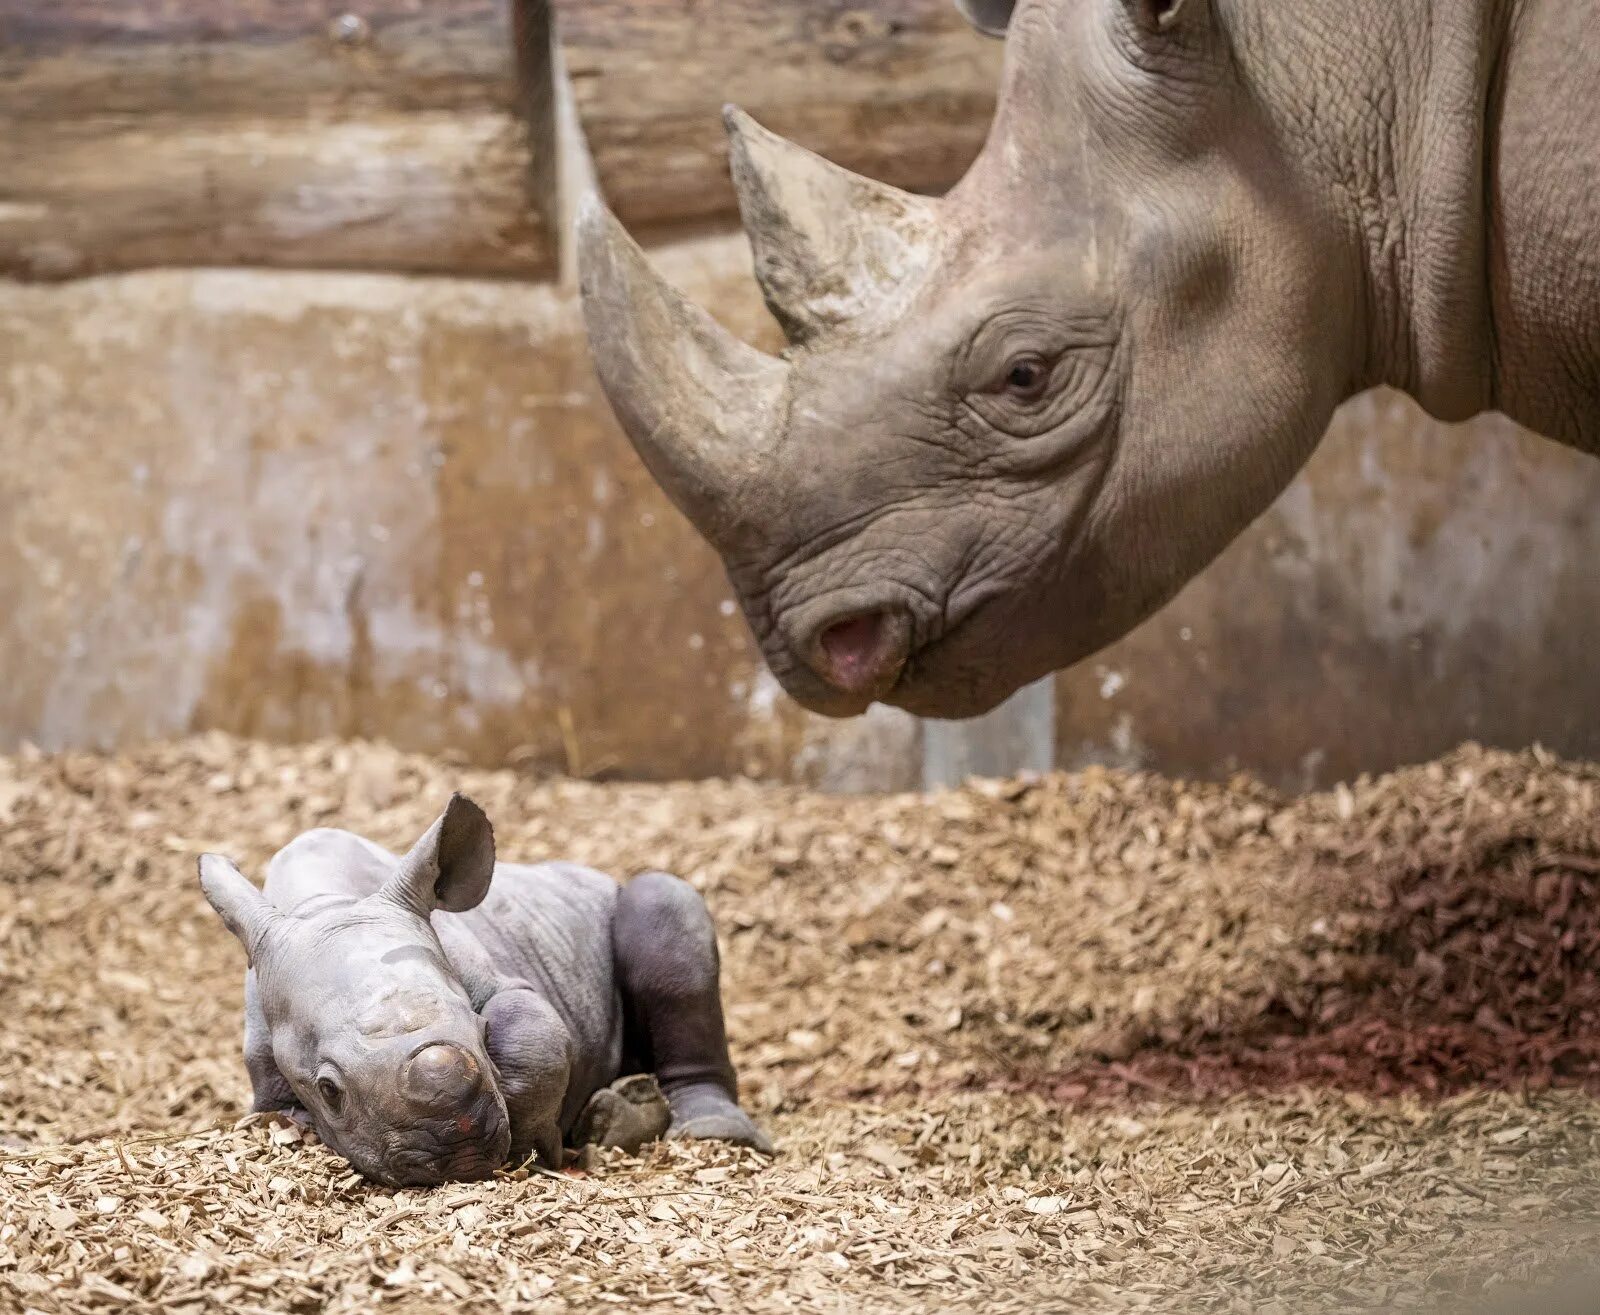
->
left=200, top=795, right=513, bottom=1186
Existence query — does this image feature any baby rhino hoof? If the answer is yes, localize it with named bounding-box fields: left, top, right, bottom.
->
left=571, top=1074, right=673, bottom=1155
left=666, top=1083, right=774, bottom=1155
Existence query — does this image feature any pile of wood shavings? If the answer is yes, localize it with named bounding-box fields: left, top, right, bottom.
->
left=2, top=735, right=1600, bottom=1313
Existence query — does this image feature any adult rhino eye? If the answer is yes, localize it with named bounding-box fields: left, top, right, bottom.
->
left=317, top=1076, right=344, bottom=1113
left=1003, top=356, right=1049, bottom=401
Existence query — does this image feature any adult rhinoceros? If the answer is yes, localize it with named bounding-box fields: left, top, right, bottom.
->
left=579, top=0, right=1594, bottom=721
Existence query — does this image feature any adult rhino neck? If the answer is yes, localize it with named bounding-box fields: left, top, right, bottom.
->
left=1487, top=0, right=1600, bottom=454
left=1234, top=0, right=1512, bottom=426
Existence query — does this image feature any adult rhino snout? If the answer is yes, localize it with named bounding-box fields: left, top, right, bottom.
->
left=402, top=1042, right=484, bottom=1110
left=807, top=610, right=911, bottom=701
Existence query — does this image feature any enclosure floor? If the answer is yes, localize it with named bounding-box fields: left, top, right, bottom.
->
left=3, top=736, right=1600, bottom=1313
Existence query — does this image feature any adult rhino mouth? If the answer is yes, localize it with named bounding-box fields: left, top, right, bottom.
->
left=887, top=435, right=1115, bottom=720
left=880, top=566, right=1061, bottom=720
left=768, top=579, right=948, bottom=717
left=887, top=631, right=1005, bottom=721
left=771, top=573, right=1009, bottom=718
left=880, top=623, right=997, bottom=720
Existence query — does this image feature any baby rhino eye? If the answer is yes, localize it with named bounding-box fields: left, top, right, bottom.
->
left=317, top=1076, right=344, bottom=1113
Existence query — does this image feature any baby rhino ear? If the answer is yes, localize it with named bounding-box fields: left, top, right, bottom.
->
left=384, top=794, right=496, bottom=916
left=198, top=853, right=281, bottom=964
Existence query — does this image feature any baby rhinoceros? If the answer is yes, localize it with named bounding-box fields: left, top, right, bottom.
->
left=198, top=794, right=770, bottom=1186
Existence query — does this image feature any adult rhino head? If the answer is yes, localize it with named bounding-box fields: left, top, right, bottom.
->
left=580, top=0, right=1522, bottom=719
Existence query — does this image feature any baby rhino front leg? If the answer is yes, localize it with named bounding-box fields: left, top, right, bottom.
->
left=481, top=987, right=570, bottom=1170
left=570, top=1074, right=672, bottom=1155
left=613, top=871, right=771, bottom=1153
left=243, top=973, right=311, bottom=1128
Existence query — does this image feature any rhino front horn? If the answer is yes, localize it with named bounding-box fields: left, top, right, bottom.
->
left=724, top=106, right=942, bottom=344
left=577, top=193, right=790, bottom=535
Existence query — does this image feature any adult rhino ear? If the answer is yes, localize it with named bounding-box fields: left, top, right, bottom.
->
left=382, top=794, right=496, bottom=916
left=953, top=0, right=1016, bottom=36
left=199, top=854, right=282, bottom=965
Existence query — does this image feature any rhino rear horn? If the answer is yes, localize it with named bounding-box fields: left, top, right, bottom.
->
left=724, top=106, right=942, bottom=344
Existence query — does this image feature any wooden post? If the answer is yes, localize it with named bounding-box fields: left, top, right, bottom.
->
left=922, top=677, right=1056, bottom=788
left=552, top=0, right=1003, bottom=235
left=0, top=0, right=558, bottom=279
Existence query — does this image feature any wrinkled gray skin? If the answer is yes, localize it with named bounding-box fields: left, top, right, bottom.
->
left=579, top=0, right=1599, bottom=720
left=199, top=795, right=770, bottom=1187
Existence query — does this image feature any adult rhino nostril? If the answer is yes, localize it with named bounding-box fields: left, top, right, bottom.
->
left=814, top=611, right=911, bottom=697
left=402, top=1043, right=482, bottom=1109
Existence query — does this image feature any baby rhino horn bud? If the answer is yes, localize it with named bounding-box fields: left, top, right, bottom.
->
left=403, top=1043, right=483, bottom=1109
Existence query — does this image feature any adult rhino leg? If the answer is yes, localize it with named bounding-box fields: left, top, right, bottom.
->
left=612, top=871, right=772, bottom=1153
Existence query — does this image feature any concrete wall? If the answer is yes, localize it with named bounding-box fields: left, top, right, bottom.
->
left=0, top=241, right=907, bottom=789
left=1058, top=394, right=1600, bottom=789
left=4, top=243, right=1598, bottom=790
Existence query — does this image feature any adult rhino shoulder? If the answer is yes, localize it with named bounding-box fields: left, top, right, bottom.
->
left=580, top=0, right=1598, bottom=719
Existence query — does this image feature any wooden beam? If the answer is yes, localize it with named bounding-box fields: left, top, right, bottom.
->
left=553, top=0, right=1003, bottom=235
left=0, top=1, right=557, bottom=279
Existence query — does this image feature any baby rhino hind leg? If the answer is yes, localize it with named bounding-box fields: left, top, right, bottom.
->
left=613, top=871, right=772, bottom=1153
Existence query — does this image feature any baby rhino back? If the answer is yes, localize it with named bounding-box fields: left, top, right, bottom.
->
left=445, top=862, right=624, bottom=1114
